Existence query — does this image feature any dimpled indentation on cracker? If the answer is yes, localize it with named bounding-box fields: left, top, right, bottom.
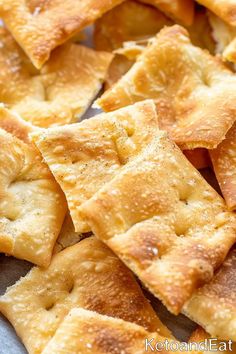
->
left=0, top=107, right=66, bottom=266
left=0, top=237, right=170, bottom=354
left=80, top=132, right=236, bottom=314
left=0, top=28, right=113, bottom=128
left=97, top=25, right=236, bottom=150
left=31, top=101, right=159, bottom=233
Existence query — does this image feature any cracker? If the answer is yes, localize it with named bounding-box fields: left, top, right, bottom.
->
left=0, top=107, right=66, bottom=266
left=80, top=132, right=236, bottom=314
left=42, top=308, right=173, bottom=354
left=0, top=237, right=171, bottom=354
left=0, top=28, right=113, bottom=128
left=97, top=25, right=236, bottom=149
left=208, top=12, right=236, bottom=64
left=196, top=0, right=236, bottom=27
left=31, top=100, right=159, bottom=233
left=183, top=247, right=236, bottom=341
left=186, top=8, right=215, bottom=54
left=184, top=149, right=210, bottom=170
left=139, top=0, right=194, bottom=26
left=189, top=327, right=236, bottom=353
left=94, top=0, right=173, bottom=52
left=0, top=0, right=123, bottom=68
left=94, top=0, right=173, bottom=89
left=53, top=212, right=90, bottom=254
left=210, top=123, right=236, bottom=210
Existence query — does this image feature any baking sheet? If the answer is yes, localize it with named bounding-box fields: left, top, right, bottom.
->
left=0, top=25, right=198, bottom=353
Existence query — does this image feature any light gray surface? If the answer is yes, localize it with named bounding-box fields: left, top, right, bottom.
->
left=0, top=256, right=30, bottom=354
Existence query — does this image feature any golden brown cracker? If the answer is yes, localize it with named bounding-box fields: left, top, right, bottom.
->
left=42, top=308, right=174, bottom=354
left=139, top=0, right=194, bottom=26
left=0, top=107, right=66, bottom=266
left=0, top=237, right=170, bottom=354
left=80, top=132, right=236, bottom=314
left=94, top=0, right=173, bottom=89
left=31, top=100, right=159, bottom=233
left=0, top=0, right=123, bottom=68
left=0, top=28, right=113, bottom=127
left=196, top=0, right=236, bottom=27
left=97, top=25, right=236, bottom=149
left=210, top=123, right=236, bottom=210
left=184, top=247, right=236, bottom=341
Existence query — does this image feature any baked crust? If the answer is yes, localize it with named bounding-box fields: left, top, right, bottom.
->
left=210, top=123, right=236, bottom=210
left=80, top=132, right=236, bottom=314
left=53, top=212, right=90, bottom=254
left=0, top=28, right=113, bottom=127
left=184, top=247, right=236, bottom=341
left=95, top=3, right=213, bottom=89
left=197, top=0, right=236, bottom=27
left=209, top=12, right=236, bottom=64
left=31, top=100, right=159, bottom=233
left=97, top=25, right=236, bottom=149
left=0, top=0, right=123, bottom=68
left=94, top=0, right=173, bottom=88
left=0, top=237, right=170, bottom=354
left=42, top=308, right=174, bottom=354
left=189, top=327, right=236, bottom=353
left=139, top=0, right=194, bottom=26
left=0, top=107, right=66, bottom=266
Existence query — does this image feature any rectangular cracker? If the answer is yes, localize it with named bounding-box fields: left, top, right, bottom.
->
left=97, top=25, right=236, bottom=149
left=80, top=132, right=236, bottom=314
left=183, top=247, right=236, bottom=341
left=210, top=123, right=236, bottom=210
left=0, top=237, right=171, bottom=354
left=0, top=107, right=66, bottom=266
left=42, top=308, right=174, bottom=354
left=31, top=100, right=159, bottom=233
left=94, top=0, right=173, bottom=88
left=0, top=28, right=113, bottom=128
left=139, top=0, right=194, bottom=26
left=0, top=0, right=123, bottom=68
left=197, top=0, right=236, bottom=27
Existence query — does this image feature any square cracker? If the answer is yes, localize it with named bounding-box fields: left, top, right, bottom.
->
left=31, top=100, right=159, bottom=233
left=183, top=247, right=236, bottom=341
left=94, top=3, right=213, bottom=89
left=0, top=0, right=123, bottom=68
left=94, top=0, right=173, bottom=88
left=210, top=123, right=236, bottom=210
left=0, top=107, right=66, bottom=266
left=97, top=25, right=236, bottom=150
left=0, top=28, right=113, bottom=128
left=80, top=132, right=236, bottom=314
left=139, top=0, right=194, bottom=26
left=0, top=237, right=171, bottom=354
left=42, top=308, right=174, bottom=354
left=196, top=0, right=236, bottom=27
